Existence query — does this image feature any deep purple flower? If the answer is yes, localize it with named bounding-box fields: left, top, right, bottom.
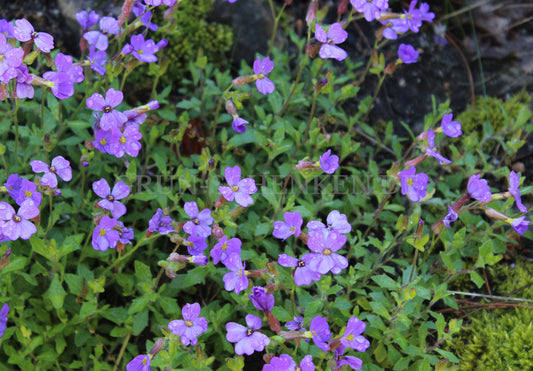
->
left=92, top=178, right=130, bottom=218
left=148, top=208, right=175, bottom=235
left=335, top=345, right=363, bottom=370
left=341, top=317, right=370, bottom=352
left=128, top=34, right=159, bottom=63
left=0, top=200, right=39, bottom=240
left=305, top=230, right=348, bottom=274
left=398, top=43, right=419, bottom=64
left=399, top=167, right=429, bottom=202
left=93, top=127, right=113, bottom=154
left=467, top=174, right=491, bottom=202
left=441, top=113, right=462, bottom=138
left=132, top=3, right=159, bottom=31
left=232, top=116, right=249, bottom=133
left=168, top=302, right=208, bottom=346
left=315, top=23, right=348, bottom=61
left=443, top=205, right=458, bottom=228
left=309, top=315, right=331, bottom=351
left=92, top=215, right=120, bottom=251
left=76, top=10, right=100, bottom=31
left=278, top=253, right=322, bottom=286
left=226, top=314, right=270, bottom=355
left=0, top=303, right=9, bottom=339
left=286, top=316, right=305, bottom=332
left=183, top=201, right=213, bottom=238
left=218, top=165, right=257, bottom=207
left=222, top=254, right=249, bottom=294
left=415, top=1, right=435, bottom=23
left=30, top=156, right=72, bottom=188
left=425, top=130, right=452, bottom=164
left=86, top=88, right=128, bottom=131
left=307, top=210, right=351, bottom=234
left=87, top=46, right=107, bottom=76
left=510, top=216, right=530, bottom=235
left=249, top=286, right=275, bottom=312
left=0, top=34, right=23, bottom=84
left=319, top=149, right=339, bottom=174
left=403, top=0, right=423, bottom=33
left=350, top=0, right=389, bottom=22
left=4, top=174, right=42, bottom=207
left=211, top=235, right=242, bottom=265
left=126, top=354, right=150, bottom=371
left=508, top=171, right=527, bottom=213
left=184, top=235, right=208, bottom=256
left=13, top=18, right=54, bottom=53
left=253, top=57, right=275, bottom=95
left=117, top=221, right=134, bottom=245
left=273, top=211, right=303, bottom=240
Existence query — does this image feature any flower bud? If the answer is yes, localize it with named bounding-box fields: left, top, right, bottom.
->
left=306, top=0, right=318, bottom=26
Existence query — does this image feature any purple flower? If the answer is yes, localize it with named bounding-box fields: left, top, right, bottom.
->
left=222, top=253, right=249, bottom=294
left=76, top=10, right=100, bottom=31
left=399, top=167, right=429, bottom=202
left=0, top=303, right=9, bottom=339
left=211, top=235, right=242, bottom=265
left=398, top=43, right=419, bottom=64
left=425, top=130, right=452, bottom=165
left=467, top=174, right=491, bottom=202
left=309, top=315, right=331, bottom=351
left=117, top=221, right=134, bottom=245
left=305, top=230, right=348, bottom=274
left=168, top=302, right=208, bottom=346
left=4, top=174, right=42, bottom=207
left=87, top=46, right=107, bottom=76
left=232, top=116, right=249, bottom=133
left=381, top=18, right=408, bottom=40
left=109, top=124, right=143, bottom=158
left=92, top=178, right=130, bottom=218
left=144, top=0, right=178, bottom=5
left=14, top=65, right=34, bottom=98
left=508, top=171, right=527, bottom=213
left=510, top=216, right=530, bottom=235
left=253, top=57, right=275, bottom=95
left=0, top=34, right=23, bottom=84
left=13, top=18, right=54, bottom=53
left=148, top=208, right=175, bottom=235
left=30, top=156, right=72, bottom=188
left=93, top=127, right=112, bottom=154
left=273, top=211, right=303, bottom=240
left=183, top=201, right=213, bottom=238
left=443, top=205, right=458, bottom=228
left=249, top=286, right=275, bottom=312
left=83, top=17, right=119, bottom=51
left=43, top=53, right=84, bottom=99
left=226, top=314, right=270, bottom=355
left=286, top=316, right=306, bottom=332
left=184, top=235, right=208, bottom=256
left=132, top=3, right=159, bottom=31
left=341, top=317, right=370, bottom=352
left=92, top=215, right=120, bottom=251
left=128, top=34, right=159, bottom=63
left=319, top=149, right=339, bottom=174
left=126, top=354, right=150, bottom=371
left=315, top=23, right=348, bottom=61
left=0, top=200, right=39, bottom=240
left=335, top=345, right=363, bottom=370
left=218, top=165, right=257, bottom=207
left=307, top=210, right=351, bottom=234
left=263, top=354, right=315, bottom=371
left=278, top=253, right=322, bottom=286
left=86, top=88, right=128, bottom=131
left=441, top=113, right=462, bottom=138
left=350, top=0, right=389, bottom=22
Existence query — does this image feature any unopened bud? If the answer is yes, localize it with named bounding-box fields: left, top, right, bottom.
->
left=232, top=75, right=256, bottom=86
left=225, top=100, right=238, bottom=117
left=306, top=0, right=318, bottom=26
left=149, top=338, right=165, bottom=356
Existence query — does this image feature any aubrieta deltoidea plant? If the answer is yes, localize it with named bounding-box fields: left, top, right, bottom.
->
left=0, top=0, right=530, bottom=369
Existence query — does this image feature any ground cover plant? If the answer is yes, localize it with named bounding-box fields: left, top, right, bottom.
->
left=0, top=0, right=531, bottom=370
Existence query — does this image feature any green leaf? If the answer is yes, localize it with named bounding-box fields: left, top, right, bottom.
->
left=470, top=270, right=484, bottom=288
left=46, top=275, right=67, bottom=310
left=371, top=274, right=399, bottom=290
left=80, top=299, right=98, bottom=318
left=57, top=234, right=83, bottom=259
left=132, top=309, right=149, bottom=335
left=31, top=236, right=54, bottom=260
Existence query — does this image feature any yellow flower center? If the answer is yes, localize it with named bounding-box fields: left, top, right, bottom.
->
left=24, top=190, right=33, bottom=198
left=221, top=242, right=228, bottom=251
left=257, top=73, right=264, bottom=80
left=323, top=248, right=332, bottom=256
left=120, top=135, right=127, bottom=144
left=99, top=229, right=106, bottom=236
left=346, top=334, right=354, bottom=341
left=49, top=166, right=56, bottom=173
left=100, top=139, right=107, bottom=145
left=13, top=215, right=21, bottom=223
left=185, top=320, right=193, bottom=327
left=231, top=185, right=239, bottom=192
left=407, top=178, right=414, bottom=187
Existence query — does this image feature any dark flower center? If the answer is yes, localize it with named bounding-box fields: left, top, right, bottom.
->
left=107, top=195, right=114, bottom=201
left=13, top=215, right=21, bottom=223
left=193, top=218, right=199, bottom=225
left=103, top=106, right=112, bottom=113
left=49, top=166, right=56, bottom=173
left=297, top=260, right=306, bottom=267
left=31, top=31, right=38, bottom=39
left=247, top=329, right=254, bottom=336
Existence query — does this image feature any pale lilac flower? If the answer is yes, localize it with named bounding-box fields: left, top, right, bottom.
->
left=309, top=315, right=331, bottom=351
left=211, top=235, right=242, bottom=265
left=278, top=254, right=322, bottom=286
left=148, top=208, right=175, bottom=235
left=508, top=171, right=527, bottom=213
left=13, top=18, right=54, bottom=53
left=30, top=156, right=72, bottom=188
left=381, top=18, right=408, bottom=40
left=253, top=57, right=275, bottom=95
left=273, top=211, right=303, bottom=240
left=467, top=174, right=491, bottom=202
left=4, top=174, right=42, bottom=207
left=222, top=254, right=249, bottom=294
left=183, top=201, right=213, bottom=238
left=249, top=286, right=274, bottom=312
left=83, top=17, right=119, bottom=51
left=92, top=215, right=120, bottom=251
left=350, top=0, right=389, bottom=22
left=128, top=34, right=159, bottom=63
left=86, top=88, right=128, bottom=131
left=0, top=34, right=23, bottom=84
left=441, top=113, right=462, bottom=138
left=0, top=200, right=39, bottom=240
left=425, top=130, right=452, bottom=164
left=92, top=178, right=130, bottom=218
left=226, top=314, right=270, bottom=355
left=398, top=43, right=419, bottom=64
left=76, top=10, right=100, bottom=31
left=87, top=46, right=107, bottom=76
left=43, top=53, right=84, bottom=99
left=510, top=216, right=530, bottom=235
left=398, top=167, right=429, bottom=202
left=341, top=317, right=370, bottom=352
left=14, top=65, right=34, bottom=98
left=443, top=205, right=458, bottom=228
left=168, top=302, right=208, bottom=346
left=126, top=354, right=150, bottom=371
left=0, top=303, right=9, bottom=339
left=263, top=354, right=315, bottom=371
left=218, top=165, right=257, bottom=207
left=315, top=23, right=348, bottom=61
left=308, top=210, right=351, bottom=234
left=109, top=125, right=143, bottom=158
left=305, top=230, right=348, bottom=274
left=319, top=149, right=339, bottom=174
